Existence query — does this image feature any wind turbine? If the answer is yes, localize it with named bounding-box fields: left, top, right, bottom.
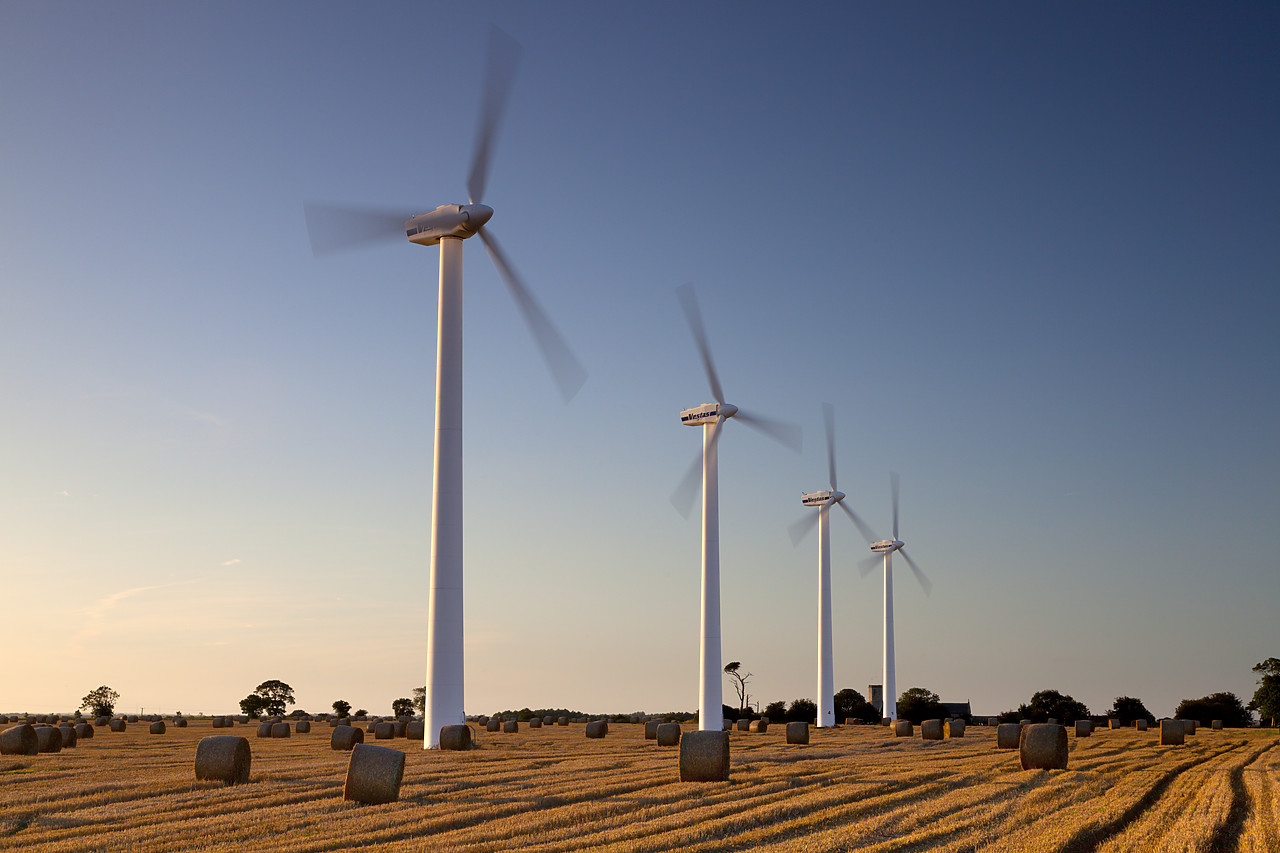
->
left=671, top=284, right=802, bottom=732
left=859, top=473, right=931, bottom=722
left=303, top=27, right=586, bottom=748
left=788, top=403, right=878, bottom=727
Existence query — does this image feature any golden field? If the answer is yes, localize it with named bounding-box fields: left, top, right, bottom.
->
left=1, top=720, right=1277, bottom=852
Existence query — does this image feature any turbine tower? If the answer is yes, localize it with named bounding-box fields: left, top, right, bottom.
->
left=861, top=473, right=931, bottom=722
left=672, top=284, right=801, bottom=732
left=303, top=27, right=586, bottom=747
left=788, top=403, right=877, bottom=727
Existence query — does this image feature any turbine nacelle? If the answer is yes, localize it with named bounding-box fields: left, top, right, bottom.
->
left=679, top=402, right=738, bottom=426
left=871, top=538, right=905, bottom=554
left=405, top=203, right=494, bottom=247
left=801, top=489, right=845, bottom=507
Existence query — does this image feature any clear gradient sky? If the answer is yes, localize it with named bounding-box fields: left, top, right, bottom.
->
left=3, top=1, right=1277, bottom=720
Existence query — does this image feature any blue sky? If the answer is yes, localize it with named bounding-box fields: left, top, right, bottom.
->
left=2, top=1, right=1277, bottom=720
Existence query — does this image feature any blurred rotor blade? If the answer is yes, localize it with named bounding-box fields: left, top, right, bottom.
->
left=479, top=228, right=586, bottom=402
left=467, top=25, right=521, bottom=205
left=837, top=502, right=879, bottom=546
left=858, top=553, right=882, bottom=577
left=303, top=203, right=408, bottom=257
left=735, top=409, right=802, bottom=454
left=670, top=417, right=724, bottom=518
left=676, top=284, right=724, bottom=404
left=891, top=471, right=900, bottom=541
left=823, top=402, right=837, bottom=491
left=788, top=509, right=820, bottom=546
left=900, top=548, right=932, bottom=597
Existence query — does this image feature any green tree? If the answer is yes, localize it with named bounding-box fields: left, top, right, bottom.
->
left=763, top=700, right=787, bottom=720
left=896, top=687, right=946, bottom=724
left=412, top=686, right=426, bottom=714
left=1175, top=692, right=1251, bottom=728
left=786, top=698, right=817, bottom=723
left=835, top=688, right=881, bottom=723
left=392, top=698, right=414, bottom=717
left=331, top=699, right=352, bottom=718
left=1016, top=689, right=1090, bottom=724
left=79, top=685, right=120, bottom=718
left=723, top=661, right=753, bottom=714
left=239, top=693, right=269, bottom=719
left=1109, top=696, right=1155, bottom=726
left=1249, top=658, right=1280, bottom=727
left=240, top=680, right=295, bottom=718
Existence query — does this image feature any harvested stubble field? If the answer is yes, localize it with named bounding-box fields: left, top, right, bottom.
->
left=2, top=721, right=1277, bottom=852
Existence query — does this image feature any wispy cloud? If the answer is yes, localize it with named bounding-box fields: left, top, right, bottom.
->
left=221, top=557, right=242, bottom=566
left=69, top=585, right=164, bottom=652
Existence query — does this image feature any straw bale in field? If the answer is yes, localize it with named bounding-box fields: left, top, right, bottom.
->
left=997, top=723, right=1021, bottom=749
left=58, top=725, right=78, bottom=748
left=786, top=722, right=809, bottom=744
left=948, top=719, right=965, bottom=737
left=0, top=716, right=7, bottom=725
left=735, top=719, right=750, bottom=732
left=1108, top=718, right=1119, bottom=729
left=271, top=723, right=290, bottom=738
left=405, top=721, right=424, bottom=740
left=1183, top=719, right=1197, bottom=735
left=1161, top=719, right=1185, bottom=745
left=921, top=720, right=943, bottom=740
left=109, top=719, right=126, bottom=732
left=529, top=717, right=542, bottom=728
left=558, top=716, right=568, bottom=726
left=75, top=722, right=93, bottom=739
left=173, top=717, right=187, bottom=728
left=544, top=716, right=555, bottom=726
left=749, top=720, right=768, bottom=733
left=657, top=723, right=682, bottom=746
left=585, top=720, right=608, bottom=738
left=502, top=720, right=518, bottom=733
left=439, top=724, right=472, bottom=751
left=486, top=717, right=501, bottom=732
left=150, top=721, right=166, bottom=735
left=343, top=744, right=405, bottom=805
left=1135, top=719, right=1148, bottom=731
left=212, top=717, right=226, bottom=728
left=255, top=722, right=272, bottom=738
left=94, top=716, right=109, bottom=727
left=331, top=724, right=364, bottom=751
left=1076, top=720, right=1091, bottom=737
left=128, top=715, right=139, bottom=723
left=1, top=724, right=38, bottom=756
left=36, top=726, right=64, bottom=753
left=1019, top=724, right=1068, bottom=770
left=679, top=730, right=730, bottom=782
left=392, top=721, right=406, bottom=737
left=893, top=721, right=913, bottom=737
left=374, top=722, right=395, bottom=739
left=988, top=717, right=999, bottom=726
left=328, top=717, right=342, bottom=727
left=645, top=720, right=661, bottom=740
left=1212, top=719, right=1223, bottom=730
left=844, top=717, right=855, bottom=725
left=195, top=735, right=251, bottom=785
left=296, top=720, right=310, bottom=733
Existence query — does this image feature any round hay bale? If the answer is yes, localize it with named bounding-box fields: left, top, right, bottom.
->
left=109, top=719, right=126, bottom=732
left=1183, top=719, right=1197, bottom=735
left=0, top=716, right=7, bottom=725
left=94, top=716, right=110, bottom=727
left=892, top=720, right=913, bottom=738
left=255, top=722, right=273, bottom=738
left=486, top=717, right=501, bottom=732
left=1075, top=720, right=1092, bottom=737
left=374, top=722, right=395, bottom=740
left=881, top=718, right=891, bottom=727
left=1160, top=719, right=1184, bottom=745
left=343, top=743, right=405, bottom=805
left=748, top=720, right=768, bottom=734
left=785, top=722, right=809, bottom=745
left=392, top=721, right=407, bottom=737
left=1109, top=718, right=1120, bottom=730
left=1019, top=719, right=1032, bottom=726
left=679, top=730, right=730, bottom=782
left=195, top=736, right=251, bottom=785
left=331, top=724, right=364, bottom=751
left=173, top=717, right=188, bottom=728
left=405, top=721, right=424, bottom=741
left=997, top=723, right=1021, bottom=749
left=585, top=720, right=608, bottom=739
left=844, top=717, right=856, bottom=726
left=211, top=717, right=226, bottom=729
left=1, top=724, right=39, bottom=756
left=58, top=726, right=78, bottom=748
left=543, top=716, right=555, bottom=726
left=1135, top=719, right=1149, bottom=731
left=328, top=718, right=342, bottom=728
left=1020, top=724, right=1068, bottom=770
left=296, top=720, right=311, bottom=734
left=271, top=722, right=290, bottom=738
left=988, top=717, right=999, bottom=727
left=439, top=724, right=472, bottom=751
left=75, top=722, right=94, bottom=739
left=128, top=715, right=139, bottom=723
left=644, top=720, right=661, bottom=740
left=735, top=718, right=750, bottom=732
left=36, top=726, right=64, bottom=753
left=948, top=719, right=966, bottom=738
left=502, top=720, right=518, bottom=734
left=528, top=717, right=542, bottom=729
left=921, top=720, right=944, bottom=740
left=150, top=721, right=166, bottom=735
left=558, top=716, right=569, bottom=726
left=1212, top=719, right=1223, bottom=730
left=657, top=723, right=682, bottom=746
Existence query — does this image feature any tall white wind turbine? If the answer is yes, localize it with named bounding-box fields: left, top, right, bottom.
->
left=860, top=473, right=931, bottom=722
left=671, top=284, right=801, bottom=732
left=788, top=403, right=878, bottom=727
left=303, top=27, right=586, bottom=748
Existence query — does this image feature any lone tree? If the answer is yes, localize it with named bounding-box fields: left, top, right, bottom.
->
left=1249, top=658, right=1280, bottom=727
left=331, top=699, right=352, bottom=718
left=392, top=697, right=415, bottom=717
left=835, top=688, right=881, bottom=724
left=1015, top=689, right=1090, bottom=724
left=787, top=698, right=817, bottom=723
left=723, top=662, right=753, bottom=714
left=763, top=700, right=787, bottom=720
left=1176, top=692, right=1251, bottom=728
left=1109, top=696, right=1156, bottom=726
left=80, top=685, right=120, bottom=718
left=239, top=694, right=269, bottom=719
left=240, top=680, right=295, bottom=718
left=896, top=687, right=947, bottom=724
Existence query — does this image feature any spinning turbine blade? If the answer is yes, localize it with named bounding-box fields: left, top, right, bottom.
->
left=467, top=25, right=520, bottom=205
left=823, top=402, right=837, bottom=490
left=788, top=508, right=820, bottom=546
left=670, top=416, right=725, bottom=517
left=735, top=410, right=803, bottom=454
left=901, top=549, right=932, bottom=597
left=303, top=203, right=409, bottom=256
left=479, top=229, right=587, bottom=402
left=837, top=501, right=879, bottom=545
left=891, top=471, right=900, bottom=540
left=858, top=554, right=881, bottom=577
left=676, top=284, right=725, bottom=404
